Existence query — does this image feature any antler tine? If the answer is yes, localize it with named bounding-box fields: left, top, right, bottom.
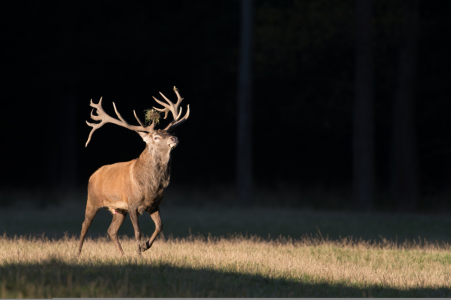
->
left=151, top=86, right=190, bottom=132
left=85, top=97, right=154, bottom=147
left=176, top=107, right=182, bottom=120
left=164, top=104, right=190, bottom=131
left=112, top=102, right=130, bottom=125
left=153, top=107, right=169, bottom=119
left=85, top=119, right=104, bottom=147
left=159, top=91, right=181, bottom=121
left=161, top=89, right=183, bottom=106
left=90, top=96, right=102, bottom=108
left=152, top=96, right=170, bottom=119
left=90, top=108, right=101, bottom=121
left=158, top=91, right=172, bottom=104
left=133, top=110, right=155, bottom=130
left=152, top=96, right=170, bottom=109
left=88, top=97, right=103, bottom=121
left=173, top=86, right=184, bottom=105
left=133, top=110, right=145, bottom=127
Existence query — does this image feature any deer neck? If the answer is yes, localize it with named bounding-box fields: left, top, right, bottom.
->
left=133, top=145, right=172, bottom=193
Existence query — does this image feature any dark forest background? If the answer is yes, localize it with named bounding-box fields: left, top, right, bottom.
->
left=1, top=0, right=450, bottom=212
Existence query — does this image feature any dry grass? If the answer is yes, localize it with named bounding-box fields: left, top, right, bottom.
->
left=1, top=234, right=451, bottom=297
left=1, top=190, right=451, bottom=297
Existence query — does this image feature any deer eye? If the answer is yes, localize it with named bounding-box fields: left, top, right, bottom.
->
left=154, top=136, right=160, bottom=141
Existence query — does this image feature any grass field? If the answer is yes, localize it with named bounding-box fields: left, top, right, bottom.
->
left=1, top=191, right=451, bottom=297
left=2, top=234, right=451, bottom=297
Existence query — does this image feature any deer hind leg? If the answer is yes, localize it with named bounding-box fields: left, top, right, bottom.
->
left=128, top=209, right=142, bottom=255
left=141, top=209, right=162, bottom=253
left=107, top=211, right=127, bottom=255
left=77, top=203, right=100, bottom=256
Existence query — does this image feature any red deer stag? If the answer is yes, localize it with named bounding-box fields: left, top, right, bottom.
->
left=77, top=86, right=189, bottom=256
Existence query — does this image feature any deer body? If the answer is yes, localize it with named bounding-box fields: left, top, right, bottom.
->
left=77, top=87, right=189, bottom=256
left=88, top=142, right=171, bottom=215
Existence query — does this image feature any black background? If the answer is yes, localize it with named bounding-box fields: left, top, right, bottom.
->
left=1, top=0, right=450, bottom=211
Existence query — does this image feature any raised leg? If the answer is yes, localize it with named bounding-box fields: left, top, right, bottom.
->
left=107, top=211, right=127, bottom=255
left=129, top=209, right=142, bottom=255
left=141, top=209, right=162, bottom=252
left=77, top=203, right=99, bottom=256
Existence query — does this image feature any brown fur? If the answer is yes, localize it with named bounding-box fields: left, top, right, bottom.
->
left=77, top=130, right=177, bottom=256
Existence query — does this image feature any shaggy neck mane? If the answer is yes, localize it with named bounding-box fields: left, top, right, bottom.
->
left=133, top=144, right=171, bottom=193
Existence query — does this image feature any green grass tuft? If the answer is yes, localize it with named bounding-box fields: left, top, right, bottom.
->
left=144, top=109, right=161, bottom=125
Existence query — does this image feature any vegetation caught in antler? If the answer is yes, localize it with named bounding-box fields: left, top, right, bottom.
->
left=144, top=109, right=161, bottom=125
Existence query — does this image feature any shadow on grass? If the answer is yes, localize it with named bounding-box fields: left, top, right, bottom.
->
left=1, top=259, right=450, bottom=298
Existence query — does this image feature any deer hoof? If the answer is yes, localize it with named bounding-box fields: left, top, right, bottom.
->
left=140, top=242, right=150, bottom=252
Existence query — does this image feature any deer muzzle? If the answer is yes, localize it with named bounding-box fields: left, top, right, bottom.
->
left=168, top=136, right=179, bottom=149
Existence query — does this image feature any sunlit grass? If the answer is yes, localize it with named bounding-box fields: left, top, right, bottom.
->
left=1, top=189, right=451, bottom=297
left=1, top=234, right=451, bottom=297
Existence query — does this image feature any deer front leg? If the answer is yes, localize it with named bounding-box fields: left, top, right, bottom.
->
left=141, top=209, right=162, bottom=252
left=128, top=209, right=143, bottom=255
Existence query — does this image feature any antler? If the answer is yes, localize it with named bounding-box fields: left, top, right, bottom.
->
left=85, top=97, right=154, bottom=147
left=152, top=86, right=190, bottom=132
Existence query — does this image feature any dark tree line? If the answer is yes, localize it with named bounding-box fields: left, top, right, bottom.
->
left=353, top=0, right=374, bottom=211
left=237, top=0, right=254, bottom=206
left=2, top=0, right=450, bottom=211
left=390, top=0, right=420, bottom=212
left=352, top=0, right=421, bottom=212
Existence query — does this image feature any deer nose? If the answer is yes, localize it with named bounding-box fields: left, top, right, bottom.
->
left=169, top=136, right=178, bottom=143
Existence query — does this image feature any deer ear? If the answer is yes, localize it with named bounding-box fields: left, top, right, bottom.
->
left=138, top=132, right=149, bottom=140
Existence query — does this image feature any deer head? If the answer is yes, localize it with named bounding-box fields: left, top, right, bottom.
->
left=85, top=86, right=190, bottom=150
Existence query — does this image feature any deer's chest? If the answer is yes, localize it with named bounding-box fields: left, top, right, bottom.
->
left=137, top=189, right=164, bottom=214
